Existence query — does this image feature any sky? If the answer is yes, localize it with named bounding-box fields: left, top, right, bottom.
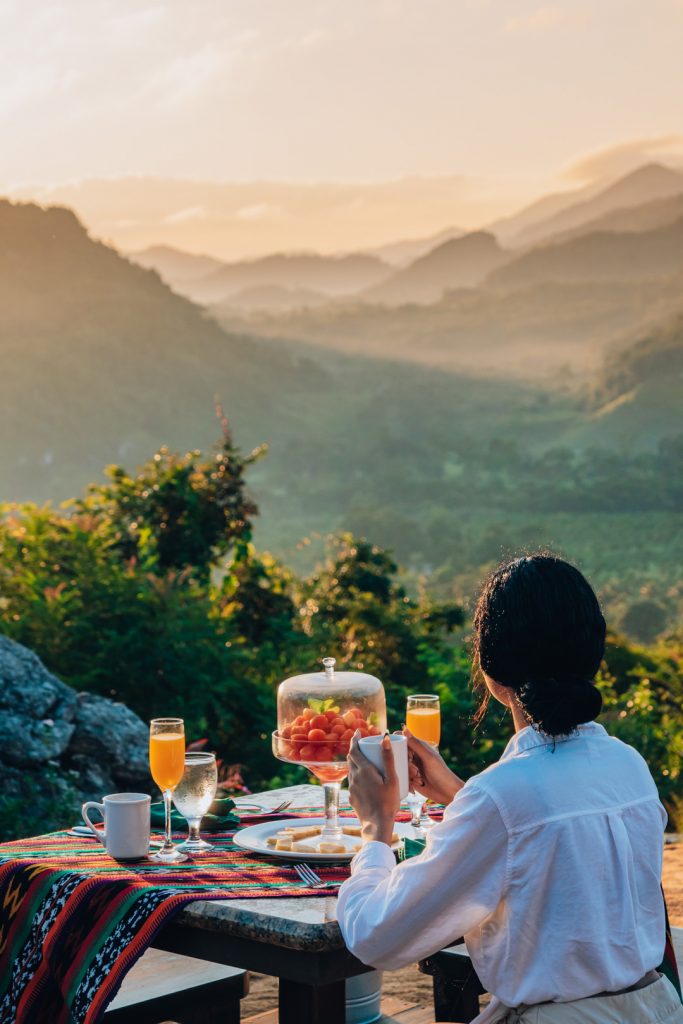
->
left=3, top=0, right=683, bottom=256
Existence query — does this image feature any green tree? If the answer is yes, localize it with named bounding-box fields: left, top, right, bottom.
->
left=78, top=416, right=264, bottom=576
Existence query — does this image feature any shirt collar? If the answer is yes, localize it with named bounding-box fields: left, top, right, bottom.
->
left=500, top=721, right=607, bottom=761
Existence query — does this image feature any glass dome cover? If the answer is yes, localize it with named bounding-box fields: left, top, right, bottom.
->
left=276, top=657, right=387, bottom=759
left=278, top=655, right=385, bottom=720
left=273, top=657, right=387, bottom=841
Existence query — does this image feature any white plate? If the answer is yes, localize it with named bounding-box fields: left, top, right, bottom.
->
left=234, top=816, right=413, bottom=862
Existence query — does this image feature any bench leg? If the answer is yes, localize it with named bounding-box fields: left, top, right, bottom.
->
left=279, top=978, right=346, bottom=1024
left=433, top=974, right=481, bottom=1023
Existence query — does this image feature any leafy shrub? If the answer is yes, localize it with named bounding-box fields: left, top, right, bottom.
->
left=0, top=431, right=680, bottom=827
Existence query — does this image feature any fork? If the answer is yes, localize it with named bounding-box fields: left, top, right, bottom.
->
left=293, top=862, right=337, bottom=888
left=269, top=798, right=294, bottom=813
left=233, top=797, right=294, bottom=814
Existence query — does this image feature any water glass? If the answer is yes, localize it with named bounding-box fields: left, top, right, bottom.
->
left=173, top=752, right=218, bottom=853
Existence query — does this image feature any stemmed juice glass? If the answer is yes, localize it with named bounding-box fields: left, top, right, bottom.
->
left=405, top=694, right=440, bottom=831
left=149, top=718, right=187, bottom=863
left=173, top=752, right=218, bottom=853
left=406, top=694, right=441, bottom=746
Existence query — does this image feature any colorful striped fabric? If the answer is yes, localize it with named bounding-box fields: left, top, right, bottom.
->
left=0, top=808, right=365, bottom=1024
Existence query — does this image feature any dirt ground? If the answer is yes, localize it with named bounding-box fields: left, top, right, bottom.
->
left=240, top=841, right=683, bottom=1016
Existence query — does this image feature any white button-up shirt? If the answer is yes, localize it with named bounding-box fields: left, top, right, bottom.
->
left=337, top=722, right=667, bottom=1007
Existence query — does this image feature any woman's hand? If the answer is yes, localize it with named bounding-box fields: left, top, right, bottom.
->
left=347, top=732, right=400, bottom=845
left=404, top=728, right=464, bottom=805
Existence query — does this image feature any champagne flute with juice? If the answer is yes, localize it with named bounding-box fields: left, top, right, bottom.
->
left=149, top=718, right=187, bottom=862
left=405, top=694, right=440, bottom=831
left=406, top=694, right=440, bottom=746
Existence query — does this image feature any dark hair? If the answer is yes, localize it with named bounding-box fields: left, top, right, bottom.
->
left=472, top=553, right=605, bottom=737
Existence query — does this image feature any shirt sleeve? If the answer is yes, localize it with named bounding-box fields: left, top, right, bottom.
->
left=336, top=782, right=508, bottom=971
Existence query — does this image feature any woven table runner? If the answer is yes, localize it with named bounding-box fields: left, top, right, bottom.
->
left=0, top=805, right=442, bottom=1024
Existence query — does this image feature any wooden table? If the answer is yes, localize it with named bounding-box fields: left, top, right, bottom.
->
left=151, top=785, right=372, bottom=1024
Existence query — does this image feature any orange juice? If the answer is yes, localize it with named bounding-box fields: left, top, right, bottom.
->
left=150, top=732, right=185, bottom=790
left=406, top=707, right=441, bottom=746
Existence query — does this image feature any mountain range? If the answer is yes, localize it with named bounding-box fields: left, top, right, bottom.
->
left=361, top=231, right=508, bottom=305
left=1, top=194, right=681, bottom=632
left=488, top=163, right=683, bottom=247
left=508, top=163, right=683, bottom=247
left=550, top=192, right=683, bottom=244
left=126, top=162, right=683, bottom=314
left=486, top=216, right=683, bottom=291
left=0, top=199, right=317, bottom=502
left=365, top=225, right=464, bottom=267
left=3, top=196, right=679, bottom=500
left=130, top=244, right=225, bottom=282
left=137, top=250, right=391, bottom=306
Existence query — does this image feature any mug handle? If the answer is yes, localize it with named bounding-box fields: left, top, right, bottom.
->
left=82, top=802, right=106, bottom=843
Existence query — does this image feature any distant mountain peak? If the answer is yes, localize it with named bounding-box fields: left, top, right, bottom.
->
left=128, top=244, right=226, bottom=284
left=429, top=230, right=499, bottom=252
left=615, top=161, right=683, bottom=184
left=508, top=162, right=683, bottom=248
left=486, top=212, right=683, bottom=290
left=367, top=225, right=464, bottom=266
left=360, top=230, right=509, bottom=305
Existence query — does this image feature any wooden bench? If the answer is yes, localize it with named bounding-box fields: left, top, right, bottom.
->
left=419, top=928, right=683, bottom=1024
left=104, top=948, right=248, bottom=1024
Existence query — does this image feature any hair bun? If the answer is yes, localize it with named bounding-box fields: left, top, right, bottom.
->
left=516, top=676, right=602, bottom=737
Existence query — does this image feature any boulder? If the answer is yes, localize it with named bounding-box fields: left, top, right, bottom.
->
left=68, top=692, right=151, bottom=787
left=0, top=635, right=77, bottom=766
left=65, top=754, right=116, bottom=799
left=0, top=636, right=153, bottom=841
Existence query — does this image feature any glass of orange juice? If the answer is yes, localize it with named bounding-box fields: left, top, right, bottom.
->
left=405, top=695, right=440, bottom=832
left=406, top=694, right=440, bottom=747
left=149, top=718, right=186, bottom=863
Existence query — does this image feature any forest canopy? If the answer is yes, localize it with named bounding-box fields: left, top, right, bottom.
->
left=1, top=429, right=680, bottom=828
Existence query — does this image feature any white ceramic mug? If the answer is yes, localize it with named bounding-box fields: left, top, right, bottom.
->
left=357, top=734, right=410, bottom=799
left=82, top=793, right=151, bottom=860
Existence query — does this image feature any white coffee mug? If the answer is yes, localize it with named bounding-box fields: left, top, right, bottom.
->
left=357, top=734, right=410, bottom=799
left=82, top=793, right=151, bottom=861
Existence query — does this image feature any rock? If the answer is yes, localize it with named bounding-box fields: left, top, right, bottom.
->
left=0, top=635, right=77, bottom=766
left=66, top=754, right=116, bottom=801
left=69, top=692, right=151, bottom=788
left=0, top=636, right=153, bottom=843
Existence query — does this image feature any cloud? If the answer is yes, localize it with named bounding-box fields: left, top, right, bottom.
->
left=163, top=205, right=208, bottom=224
left=565, top=135, right=683, bottom=183
left=235, top=203, right=283, bottom=220
left=505, top=4, right=591, bottom=33
left=142, top=32, right=258, bottom=110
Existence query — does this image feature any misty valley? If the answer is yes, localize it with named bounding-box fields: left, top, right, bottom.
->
left=1, top=159, right=682, bottom=643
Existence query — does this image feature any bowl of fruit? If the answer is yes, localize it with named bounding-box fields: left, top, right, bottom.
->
left=272, top=657, right=386, bottom=839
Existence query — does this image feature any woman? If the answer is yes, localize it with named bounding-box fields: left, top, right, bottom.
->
left=337, top=554, right=682, bottom=1023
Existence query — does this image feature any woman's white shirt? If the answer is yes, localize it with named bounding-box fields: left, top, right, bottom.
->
left=337, top=722, right=667, bottom=1006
